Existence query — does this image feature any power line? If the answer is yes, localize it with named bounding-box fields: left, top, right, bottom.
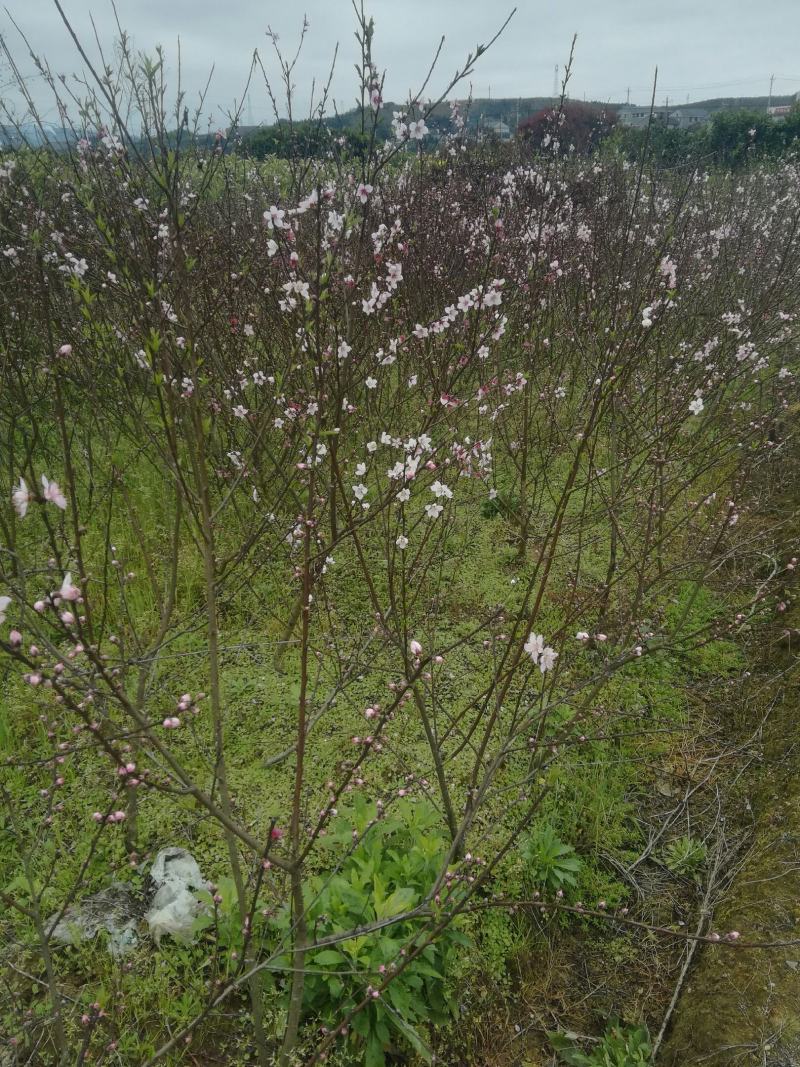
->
left=601, top=75, right=798, bottom=95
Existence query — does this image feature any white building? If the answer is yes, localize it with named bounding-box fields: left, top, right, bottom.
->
left=617, top=106, right=672, bottom=129
left=618, top=105, right=710, bottom=130
left=481, top=118, right=512, bottom=141
left=671, top=107, right=711, bottom=129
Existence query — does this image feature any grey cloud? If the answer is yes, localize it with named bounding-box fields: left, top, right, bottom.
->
left=2, top=0, right=799, bottom=125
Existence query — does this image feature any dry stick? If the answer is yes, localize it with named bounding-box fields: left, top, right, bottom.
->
left=278, top=453, right=317, bottom=1066
left=651, top=832, right=726, bottom=1059
left=127, top=489, right=184, bottom=852
left=328, top=453, right=461, bottom=845
left=188, top=404, right=270, bottom=1066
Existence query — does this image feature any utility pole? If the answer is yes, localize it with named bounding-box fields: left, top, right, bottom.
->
left=768, top=73, right=774, bottom=110
left=553, top=64, right=559, bottom=100
left=626, top=86, right=630, bottom=105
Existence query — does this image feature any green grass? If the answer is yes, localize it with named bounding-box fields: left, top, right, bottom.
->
left=0, top=427, right=753, bottom=1062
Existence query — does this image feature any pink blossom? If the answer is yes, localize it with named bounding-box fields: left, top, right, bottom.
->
left=264, top=205, right=286, bottom=230
left=524, top=632, right=544, bottom=663
left=409, top=639, right=423, bottom=657
left=538, top=647, right=558, bottom=674
left=41, top=475, right=67, bottom=510
left=525, top=632, right=558, bottom=673
left=60, top=573, right=80, bottom=602
left=12, top=478, right=31, bottom=518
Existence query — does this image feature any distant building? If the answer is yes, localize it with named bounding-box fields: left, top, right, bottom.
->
left=768, top=105, right=793, bottom=119
left=617, top=105, right=710, bottom=130
left=617, top=106, right=672, bottom=129
left=480, top=118, right=512, bottom=141
left=671, top=107, right=711, bottom=129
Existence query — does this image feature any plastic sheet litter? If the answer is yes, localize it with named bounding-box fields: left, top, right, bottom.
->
left=46, top=846, right=207, bottom=955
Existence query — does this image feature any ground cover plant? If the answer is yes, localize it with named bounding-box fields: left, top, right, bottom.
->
left=1, top=7, right=799, bottom=1065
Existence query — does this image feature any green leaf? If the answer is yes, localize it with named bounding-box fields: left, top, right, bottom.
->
left=365, top=1032, right=385, bottom=1067
left=387, top=1011, right=433, bottom=1064
left=372, top=873, right=385, bottom=914
left=387, top=982, right=412, bottom=1017
left=311, top=949, right=344, bottom=967
left=351, top=1011, right=370, bottom=1038
left=374, top=886, right=416, bottom=920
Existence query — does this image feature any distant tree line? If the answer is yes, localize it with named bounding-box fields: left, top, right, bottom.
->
left=233, top=102, right=800, bottom=169
left=517, top=102, right=800, bottom=167
left=608, top=108, right=800, bottom=167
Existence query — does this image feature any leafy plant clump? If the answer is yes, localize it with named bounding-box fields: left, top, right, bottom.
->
left=663, top=834, right=707, bottom=877
left=274, top=798, right=465, bottom=1065
left=550, top=1020, right=653, bottom=1066
left=522, top=824, right=583, bottom=894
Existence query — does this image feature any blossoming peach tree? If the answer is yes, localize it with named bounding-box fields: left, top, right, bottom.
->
left=1, top=6, right=798, bottom=1064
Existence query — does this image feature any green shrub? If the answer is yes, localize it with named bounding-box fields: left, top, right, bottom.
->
left=522, top=824, right=582, bottom=894
left=550, top=1020, right=653, bottom=1066
left=271, top=797, right=466, bottom=1066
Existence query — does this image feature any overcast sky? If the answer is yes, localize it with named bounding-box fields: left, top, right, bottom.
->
left=2, top=0, right=799, bottom=125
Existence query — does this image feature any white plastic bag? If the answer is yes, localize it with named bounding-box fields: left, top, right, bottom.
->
left=144, top=847, right=208, bottom=944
